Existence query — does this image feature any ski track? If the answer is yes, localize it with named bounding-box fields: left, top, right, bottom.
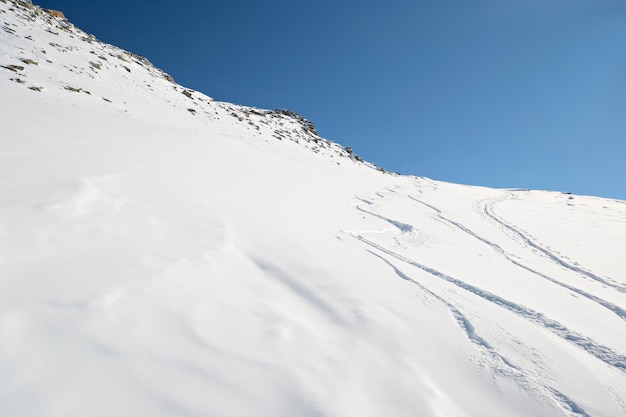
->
left=368, top=251, right=498, bottom=356
left=482, top=194, right=626, bottom=293
left=548, top=388, right=593, bottom=417
left=356, top=206, right=415, bottom=233
left=352, top=234, right=626, bottom=373
left=366, top=250, right=593, bottom=417
left=405, top=195, right=626, bottom=323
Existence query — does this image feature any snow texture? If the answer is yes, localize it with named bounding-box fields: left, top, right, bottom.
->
left=1, top=1, right=626, bottom=416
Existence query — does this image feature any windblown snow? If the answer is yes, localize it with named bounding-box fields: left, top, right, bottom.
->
left=1, top=1, right=625, bottom=416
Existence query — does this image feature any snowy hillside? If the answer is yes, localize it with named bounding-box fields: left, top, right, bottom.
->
left=2, top=1, right=626, bottom=416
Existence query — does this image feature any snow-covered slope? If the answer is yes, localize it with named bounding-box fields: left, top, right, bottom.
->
left=2, top=1, right=625, bottom=416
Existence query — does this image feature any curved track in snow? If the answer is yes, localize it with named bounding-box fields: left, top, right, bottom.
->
left=481, top=194, right=626, bottom=293
left=368, top=250, right=593, bottom=417
left=350, top=186, right=626, bottom=379
left=348, top=182, right=626, bottom=416
left=354, top=233, right=626, bottom=372
left=406, top=195, right=626, bottom=323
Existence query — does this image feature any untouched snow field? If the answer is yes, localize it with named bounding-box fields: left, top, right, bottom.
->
left=1, top=1, right=626, bottom=416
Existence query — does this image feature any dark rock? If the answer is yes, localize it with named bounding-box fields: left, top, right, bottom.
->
left=64, top=86, right=90, bottom=94
left=1, top=64, right=24, bottom=72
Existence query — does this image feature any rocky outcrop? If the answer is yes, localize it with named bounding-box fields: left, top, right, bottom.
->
left=44, top=9, right=65, bottom=19
left=271, top=108, right=319, bottom=136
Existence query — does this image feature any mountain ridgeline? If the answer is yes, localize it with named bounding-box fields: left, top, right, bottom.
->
left=1, top=0, right=381, bottom=170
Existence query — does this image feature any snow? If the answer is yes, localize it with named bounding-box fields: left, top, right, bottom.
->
left=1, top=1, right=625, bottom=416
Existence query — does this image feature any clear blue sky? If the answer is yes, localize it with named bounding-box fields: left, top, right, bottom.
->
left=39, top=0, right=626, bottom=199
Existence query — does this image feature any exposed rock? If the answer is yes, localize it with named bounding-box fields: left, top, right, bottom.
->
left=127, top=51, right=150, bottom=66
left=160, top=71, right=175, bottom=83
left=271, top=108, right=319, bottom=136
left=249, top=108, right=266, bottom=117
left=44, top=9, right=65, bottom=19
left=19, top=58, right=37, bottom=65
left=64, top=85, right=90, bottom=94
left=1, top=64, right=24, bottom=72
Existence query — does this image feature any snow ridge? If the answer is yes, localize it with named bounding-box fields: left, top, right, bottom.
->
left=0, top=0, right=376, bottom=169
